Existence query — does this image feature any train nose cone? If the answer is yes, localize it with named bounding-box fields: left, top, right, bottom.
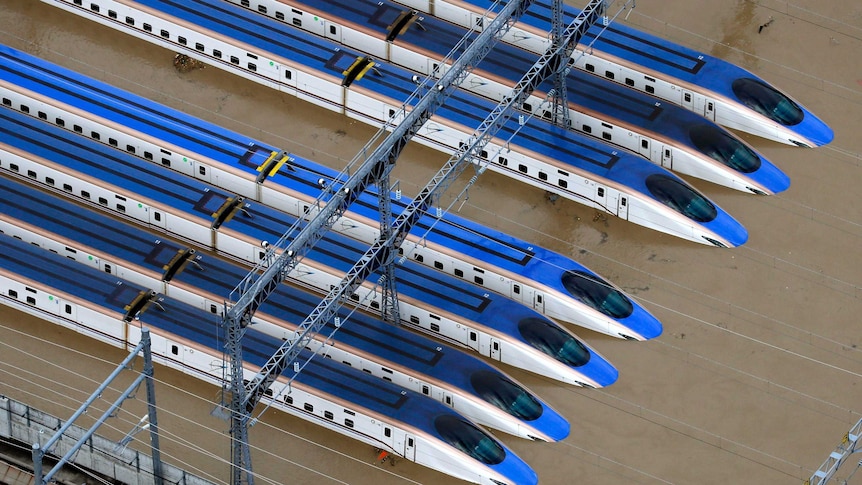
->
left=754, top=161, right=791, bottom=195
left=803, top=116, right=835, bottom=147
left=582, top=351, right=619, bottom=388
left=627, top=307, right=663, bottom=341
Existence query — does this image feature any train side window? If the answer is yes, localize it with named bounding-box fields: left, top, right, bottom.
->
left=523, top=102, right=532, bottom=111
left=583, top=125, right=592, bottom=134
left=230, top=56, right=239, bottom=65
left=684, top=93, right=692, bottom=102
left=117, top=204, right=126, bottom=213
left=410, top=315, right=419, bottom=324
left=108, top=10, right=117, bottom=19
left=625, top=77, right=635, bottom=87
left=178, top=36, right=187, bottom=46
left=430, top=323, right=439, bottom=332
left=90, top=3, right=99, bottom=13
left=284, top=395, right=293, bottom=404
left=513, top=284, right=520, bottom=295
left=143, top=23, right=152, bottom=33
left=144, top=151, right=153, bottom=160
left=470, top=332, right=477, bottom=342
left=213, top=49, right=222, bottom=59
left=63, top=183, right=72, bottom=192
left=38, top=111, right=47, bottom=120
left=153, top=212, right=161, bottom=222
left=665, top=149, right=671, bottom=158
left=605, top=70, right=615, bottom=80
left=474, top=276, right=484, bottom=285
left=126, top=145, right=136, bottom=154
left=198, top=166, right=207, bottom=175
left=56, top=118, right=65, bottom=127
left=81, top=190, right=90, bottom=199
left=422, top=385, right=429, bottom=395
left=384, top=427, right=391, bottom=438
left=91, top=131, right=101, bottom=141
left=73, top=0, right=81, bottom=5
left=517, top=164, right=527, bottom=173
left=108, top=138, right=118, bottom=147
left=585, top=63, right=595, bottom=72
left=558, top=179, right=568, bottom=189
left=285, top=70, right=292, bottom=80
left=104, top=264, right=112, bottom=273
left=65, top=304, right=72, bottom=314
left=645, top=85, right=655, bottom=94
left=8, top=290, right=17, bottom=298
left=408, top=438, right=414, bottom=447
left=434, top=261, right=443, bottom=270
left=125, top=16, right=135, bottom=26
left=276, top=11, right=285, bottom=21
left=195, top=42, right=205, bottom=52
left=621, top=197, right=627, bottom=207
left=160, top=29, right=169, bottom=38
left=413, top=254, right=423, bottom=263
left=602, top=132, right=612, bottom=141
left=258, top=5, right=268, bottom=14
left=370, top=301, right=380, bottom=309
left=344, top=419, right=354, bottom=428
left=19, top=104, right=29, bottom=113
left=481, top=149, right=488, bottom=158
left=497, top=156, right=507, bottom=166
left=708, top=102, right=714, bottom=111
left=210, top=304, right=218, bottom=314
left=9, top=163, right=18, bottom=172
left=45, top=177, right=54, bottom=186
left=303, top=403, right=313, bottom=412
left=641, top=139, right=649, bottom=149
left=1, top=98, right=9, bottom=106
left=161, top=158, right=171, bottom=167
left=293, top=18, right=302, bottom=27
left=324, top=411, right=333, bottom=420
left=26, top=296, right=36, bottom=305
left=538, top=171, right=547, bottom=181
left=73, top=124, right=82, bottom=134
left=27, top=170, right=36, bottom=179
left=171, top=345, right=179, bottom=355
left=330, top=25, right=337, bottom=35
left=598, top=188, right=605, bottom=197
left=248, top=63, right=257, bottom=72
left=98, top=197, right=108, bottom=206
left=240, top=0, right=249, bottom=5
left=454, top=269, right=463, bottom=278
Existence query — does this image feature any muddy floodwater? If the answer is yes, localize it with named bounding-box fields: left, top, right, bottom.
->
left=1, top=1, right=862, bottom=484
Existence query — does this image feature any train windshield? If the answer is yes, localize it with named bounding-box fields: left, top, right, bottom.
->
left=470, top=370, right=543, bottom=421
left=434, top=415, right=506, bottom=465
left=731, top=78, right=804, bottom=126
left=689, top=125, right=761, bottom=173
left=518, top=317, right=590, bottom=367
left=645, top=174, right=718, bottom=223
left=561, top=270, right=633, bottom=318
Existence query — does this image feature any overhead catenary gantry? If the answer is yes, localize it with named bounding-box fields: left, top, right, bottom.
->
left=222, top=1, right=536, bottom=483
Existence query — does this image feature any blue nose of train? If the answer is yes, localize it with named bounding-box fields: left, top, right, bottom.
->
left=797, top=110, right=835, bottom=147
left=703, top=206, right=749, bottom=248
left=625, top=305, right=664, bottom=341
left=533, top=406, right=571, bottom=442
left=751, top=156, right=791, bottom=195
left=580, top=349, right=620, bottom=388
left=494, top=449, right=539, bottom=485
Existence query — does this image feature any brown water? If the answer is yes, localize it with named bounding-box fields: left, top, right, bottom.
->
left=1, top=1, right=862, bottom=484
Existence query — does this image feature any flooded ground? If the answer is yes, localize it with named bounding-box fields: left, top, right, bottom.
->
left=1, top=0, right=861, bottom=483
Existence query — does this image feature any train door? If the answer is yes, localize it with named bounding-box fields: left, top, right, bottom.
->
left=442, top=391, right=454, bottom=408
left=618, top=195, right=629, bottom=220
left=195, top=163, right=212, bottom=183
left=510, top=282, right=526, bottom=305
left=324, top=21, right=342, bottom=43
left=490, top=337, right=501, bottom=361
left=638, top=137, right=651, bottom=159
left=404, top=435, right=416, bottom=461
left=704, top=99, right=716, bottom=121
left=595, top=186, right=609, bottom=213
left=661, top=146, right=673, bottom=170
left=533, top=293, right=545, bottom=314
left=148, top=208, right=167, bottom=230
left=682, top=90, right=695, bottom=112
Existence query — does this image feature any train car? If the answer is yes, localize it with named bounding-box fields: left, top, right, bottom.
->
left=0, top=107, right=618, bottom=388
left=40, top=0, right=748, bottom=247
left=0, top=234, right=538, bottom=485
left=227, top=0, right=790, bottom=195
left=388, top=0, right=833, bottom=147
left=0, top=43, right=662, bottom=340
left=0, top=174, right=570, bottom=442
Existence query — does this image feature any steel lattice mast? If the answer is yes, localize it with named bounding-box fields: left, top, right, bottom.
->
left=223, top=2, right=535, bottom=483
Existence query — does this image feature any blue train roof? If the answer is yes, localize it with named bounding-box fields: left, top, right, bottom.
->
left=0, top=230, right=536, bottom=484
left=0, top=173, right=571, bottom=438
left=0, top=108, right=617, bottom=386
left=463, top=0, right=833, bottom=146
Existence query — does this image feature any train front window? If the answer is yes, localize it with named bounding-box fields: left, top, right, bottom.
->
left=731, top=78, right=804, bottom=126
left=645, top=174, right=717, bottom=223
left=561, top=270, right=633, bottom=318
left=434, top=415, right=506, bottom=464
left=470, top=371, right=543, bottom=421
left=689, top=125, right=761, bottom=173
left=518, top=318, right=590, bottom=367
